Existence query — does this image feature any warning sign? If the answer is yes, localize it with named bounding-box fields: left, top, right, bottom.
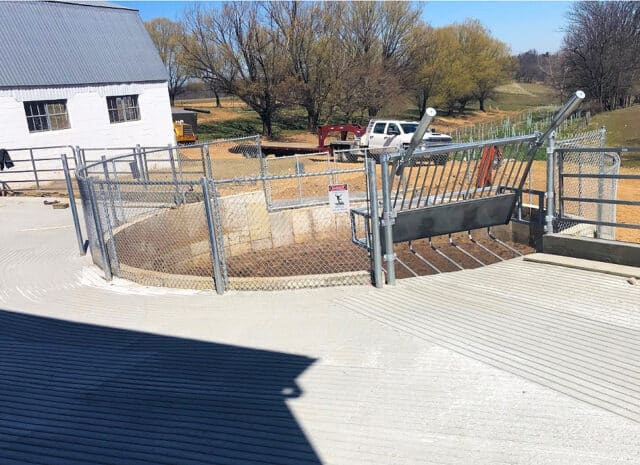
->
left=328, top=184, right=350, bottom=212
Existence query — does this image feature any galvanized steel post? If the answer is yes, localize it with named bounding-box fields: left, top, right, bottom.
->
left=596, top=126, right=607, bottom=238
left=29, top=148, right=40, bottom=189
left=201, top=177, right=225, bottom=295
left=101, top=155, right=119, bottom=226
left=61, top=154, right=86, bottom=255
left=366, top=159, right=383, bottom=288
left=545, top=131, right=556, bottom=233
left=167, top=144, right=182, bottom=205
left=203, top=144, right=213, bottom=178
left=87, top=178, right=112, bottom=281
left=380, top=153, right=396, bottom=285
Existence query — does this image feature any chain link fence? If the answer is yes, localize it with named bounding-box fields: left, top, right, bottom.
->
left=77, top=135, right=371, bottom=291
left=555, top=147, right=639, bottom=244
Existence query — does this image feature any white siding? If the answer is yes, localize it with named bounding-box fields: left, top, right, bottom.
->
left=0, top=82, right=175, bottom=184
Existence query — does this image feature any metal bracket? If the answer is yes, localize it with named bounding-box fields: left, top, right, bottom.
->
left=383, top=253, right=397, bottom=261
left=380, top=210, right=397, bottom=226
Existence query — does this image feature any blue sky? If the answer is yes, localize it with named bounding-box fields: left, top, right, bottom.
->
left=120, top=1, right=573, bottom=54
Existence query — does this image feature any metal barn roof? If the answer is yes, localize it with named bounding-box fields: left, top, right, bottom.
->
left=0, top=1, right=168, bottom=88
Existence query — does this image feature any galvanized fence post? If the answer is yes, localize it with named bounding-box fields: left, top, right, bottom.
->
left=142, top=147, right=149, bottom=181
left=545, top=131, right=556, bottom=233
left=203, top=144, right=213, bottom=178
left=29, top=148, right=40, bottom=189
left=87, top=178, right=112, bottom=281
left=256, top=136, right=269, bottom=206
left=366, top=159, right=383, bottom=288
left=209, top=177, right=228, bottom=286
left=101, top=155, right=119, bottom=226
left=167, top=144, right=182, bottom=205
left=61, top=154, right=86, bottom=255
left=380, top=153, right=396, bottom=285
left=135, top=144, right=146, bottom=182
left=200, top=145, right=207, bottom=177
left=596, top=126, right=607, bottom=238
left=111, top=158, right=125, bottom=223
left=98, top=183, right=120, bottom=276
left=201, top=177, right=225, bottom=295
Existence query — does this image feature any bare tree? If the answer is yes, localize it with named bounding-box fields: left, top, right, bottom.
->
left=336, top=1, right=422, bottom=118
left=182, top=2, right=288, bottom=137
left=145, top=18, right=190, bottom=104
left=562, top=1, right=640, bottom=111
left=269, top=2, right=345, bottom=131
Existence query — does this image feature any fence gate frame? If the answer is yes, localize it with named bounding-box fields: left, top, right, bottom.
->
left=554, top=146, right=640, bottom=236
left=361, top=91, right=587, bottom=287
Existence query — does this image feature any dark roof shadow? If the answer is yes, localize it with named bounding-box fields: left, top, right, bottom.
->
left=0, top=309, right=322, bottom=464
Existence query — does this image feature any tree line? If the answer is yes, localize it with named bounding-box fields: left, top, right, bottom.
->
left=516, top=1, right=640, bottom=112
left=145, top=1, right=513, bottom=137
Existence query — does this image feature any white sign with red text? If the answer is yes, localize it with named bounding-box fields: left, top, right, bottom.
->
left=328, top=184, right=350, bottom=212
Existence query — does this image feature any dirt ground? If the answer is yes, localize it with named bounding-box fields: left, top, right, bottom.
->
left=175, top=233, right=532, bottom=280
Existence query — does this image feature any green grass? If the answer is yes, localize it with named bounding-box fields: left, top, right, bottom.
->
left=198, top=108, right=312, bottom=140
left=584, top=105, right=640, bottom=168
left=487, top=82, right=557, bottom=111
left=199, top=117, right=263, bottom=140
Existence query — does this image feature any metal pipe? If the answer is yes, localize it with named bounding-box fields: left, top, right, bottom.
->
left=29, top=149, right=40, bottom=189
left=538, top=90, right=585, bottom=143
left=87, top=178, right=112, bottom=281
left=408, top=242, right=441, bottom=273
left=61, top=154, right=85, bottom=255
left=204, top=144, right=213, bottom=178
left=545, top=131, right=556, bottom=233
left=201, top=177, right=225, bottom=295
left=167, top=144, right=181, bottom=205
left=101, top=155, right=119, bottom=227
left=366, top=159, right=383, bottom=288
left=380, top=153, right=396, bottom=285
left=403, top=107, right=436, bottom=162
left=98, top=183, right=120, bottom=275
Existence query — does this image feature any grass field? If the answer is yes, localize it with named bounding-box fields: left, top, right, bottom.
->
left=174, top=82, right=560, bottom=142
left=583, top=105, right=640, bottom=168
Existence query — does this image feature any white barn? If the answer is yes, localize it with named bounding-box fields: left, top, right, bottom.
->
left=0, top=1, right=175, bottom=170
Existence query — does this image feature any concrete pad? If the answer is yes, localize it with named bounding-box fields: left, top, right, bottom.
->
left=525, top=252, right=640, bottom=278
left=1, top=196, right=639, bottom=465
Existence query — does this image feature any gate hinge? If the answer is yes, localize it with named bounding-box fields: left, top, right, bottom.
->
left=383, top=253, right=397, bottom=261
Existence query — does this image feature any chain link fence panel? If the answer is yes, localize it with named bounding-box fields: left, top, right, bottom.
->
left=211, top=177, right=370, bottom=291
left=76, top=135, right=373, bottom=291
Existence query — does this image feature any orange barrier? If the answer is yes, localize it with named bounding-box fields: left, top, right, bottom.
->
left=476, top=145, right=502, bottom=187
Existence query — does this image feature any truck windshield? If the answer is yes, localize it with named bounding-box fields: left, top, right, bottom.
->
left=400, top=123, right=418, bottom=134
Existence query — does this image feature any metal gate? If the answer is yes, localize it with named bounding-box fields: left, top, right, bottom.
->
left=355, top=91, right=587, bottom=286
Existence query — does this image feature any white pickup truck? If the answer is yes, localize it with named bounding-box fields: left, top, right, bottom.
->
left=331, top=119, right=452, bottom=163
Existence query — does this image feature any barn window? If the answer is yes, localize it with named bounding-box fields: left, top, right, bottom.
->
left=107, top=95, right=140, bottom=123
left=24, top=100, right=70, bottom=132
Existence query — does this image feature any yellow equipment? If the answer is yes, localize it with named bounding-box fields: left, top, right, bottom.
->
left=173, top=120, right=197, bottom=145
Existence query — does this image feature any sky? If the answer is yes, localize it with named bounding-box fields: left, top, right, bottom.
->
left=119, top=1, right=573, bottom=55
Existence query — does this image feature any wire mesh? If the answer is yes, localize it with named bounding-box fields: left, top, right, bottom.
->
left=89, top=178, right=217, bottom=289
left=263, top=151, right=368, bottom=210
left=556, top=148, right=639, bottom=243
left=77, top=134, right=372, bottom=291
left=211, top=176, right=370, bottom=290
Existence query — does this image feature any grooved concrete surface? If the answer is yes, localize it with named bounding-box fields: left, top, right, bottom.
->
left=1, top=196, right=639, bottom=465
